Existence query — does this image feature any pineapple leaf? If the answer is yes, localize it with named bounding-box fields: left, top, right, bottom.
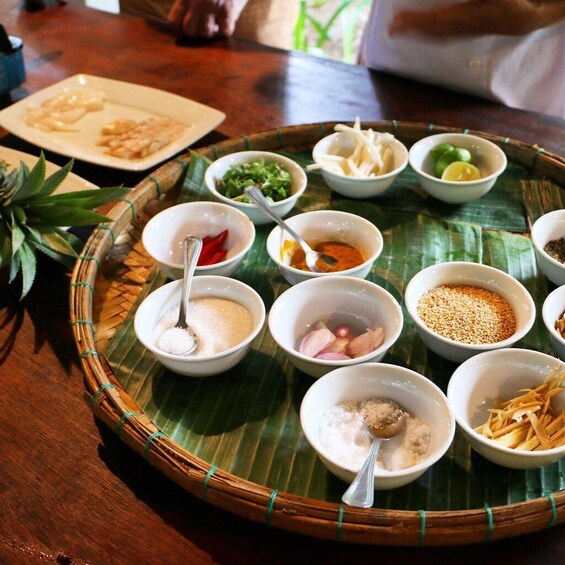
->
left=8, top=246, right=20, bottom=283
left=26, top=206, right=112, bottom=227
left=35, top=159, right=74, bottom=198
left=40, top=229, right=81, bottom=258
left=17, top=241, right=37, bottom=299
left=11, top=153, right=46, bottom=203
left=34, top=186, right=130, bottom=208
left=10, top=213, right=25, bottom=256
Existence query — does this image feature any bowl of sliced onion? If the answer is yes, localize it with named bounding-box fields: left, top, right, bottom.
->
left=309, top=119, right=408, bottom=199
left=268, top=276, right=403, bottom=378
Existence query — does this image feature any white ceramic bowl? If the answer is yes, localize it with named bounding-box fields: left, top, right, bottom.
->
left=531, top=209, right=565, bottom=286
left=265, top=210, right=383, bottom=286
left=203, top=150, right=307, bottom=225
left=268, top=276, right=403, bottom=379
left=408, top=133, right=507, bottom=204
left=448, top=348, right=565, bottom=469
left=134, top=275, right=265, bottom=377
left=300, top=363, right=455, bottom=489
left=142, top=201, right=255, bottom=279
left=542, top=285, right=565, bottom=361
left=311, top=131, right=408, bottom=198
left=404, top=261, right=536, bottom=363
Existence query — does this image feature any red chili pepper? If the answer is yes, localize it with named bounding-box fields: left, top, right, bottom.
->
left=197, top=229, right=229, bottom=266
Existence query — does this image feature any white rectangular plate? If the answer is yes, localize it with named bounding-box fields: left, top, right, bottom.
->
left=0, top=146, right=98, bottom=194
left=0, top=74, right=226, bottom=171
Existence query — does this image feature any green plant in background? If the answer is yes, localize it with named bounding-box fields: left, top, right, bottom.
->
left=293, top=0, right=371, bottom=64
left=0, top=153, right=129, bottom=298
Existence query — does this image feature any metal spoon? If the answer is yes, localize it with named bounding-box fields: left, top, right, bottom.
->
left=244, top=185, right=337, bottom=273
left=157, top=235, right=202, bottom=356
left=341, top=408, right=406, bottom=508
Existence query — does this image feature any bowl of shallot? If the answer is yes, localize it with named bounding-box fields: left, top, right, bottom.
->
left=268, top=276, right=403, bottom=378
left=309, top=119, right=408, bottom=199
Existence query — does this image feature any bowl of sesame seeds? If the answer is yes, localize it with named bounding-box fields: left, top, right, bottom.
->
left=404, top=261, right=536, bottom=363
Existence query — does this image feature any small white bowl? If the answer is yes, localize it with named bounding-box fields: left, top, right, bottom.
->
left=268, top=276, right=403, bottom=379
left=404, top=261, right=536, bottom=363
left=448, top=348, right=565, bottom=469
left=311, top=131, right=408, bottom=198
left=542, top=285, right=565, bottom=361
left=408, top=133, right=507, bottom=204
left=134, top=276, right=265, bottom=377
left=531, top=209, right=565, bottom=286
left=142, top=201, right=255, bottom=280
left=265, top=210, right=383, bottom=286
left=300, top=363, right=455, bottom=490
left=204, top=151, right=307, bottom=225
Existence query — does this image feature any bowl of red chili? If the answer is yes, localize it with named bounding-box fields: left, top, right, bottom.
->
left=265, top=209, right=384, bottom=285
left=142, top=201, right=256, bottom=279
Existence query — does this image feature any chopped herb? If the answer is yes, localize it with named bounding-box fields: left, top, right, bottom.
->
left=217, top=159, right=292, bottom=203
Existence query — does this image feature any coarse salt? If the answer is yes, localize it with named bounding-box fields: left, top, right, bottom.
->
left=318, top=398, right=431, bottom=472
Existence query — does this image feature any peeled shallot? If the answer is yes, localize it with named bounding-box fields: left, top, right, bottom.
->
left=298, top=321, right=385, bottom=360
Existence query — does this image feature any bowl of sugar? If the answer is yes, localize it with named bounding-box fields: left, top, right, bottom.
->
left=134, top=275, right=265, bottom=377
left=300, top=363, right=455, bottom=490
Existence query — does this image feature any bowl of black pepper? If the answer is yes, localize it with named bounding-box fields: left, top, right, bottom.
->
left=531, top=210, right=565, bottom=287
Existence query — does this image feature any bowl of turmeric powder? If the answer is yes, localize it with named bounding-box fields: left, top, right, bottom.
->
left=265, top=209, right=384, bottom=286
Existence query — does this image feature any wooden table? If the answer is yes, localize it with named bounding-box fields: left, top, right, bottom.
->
left=1, top=2, right=564, bottom=564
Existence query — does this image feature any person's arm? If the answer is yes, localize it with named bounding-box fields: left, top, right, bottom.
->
left=389, top=0, right=565, bottom=37
left=168, top=0, right=249, bottom=37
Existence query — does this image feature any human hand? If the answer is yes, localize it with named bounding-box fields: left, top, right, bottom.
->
left=168, top=0, right=249, bottom=37
left=389, top=0, right=565, bottom=37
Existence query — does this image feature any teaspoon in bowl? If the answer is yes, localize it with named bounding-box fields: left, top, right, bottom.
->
left=157, top=235, right=202, bottom=356
left=341, top=407, right=406, bottom=508
left=244, top=185, right=336, bottom=273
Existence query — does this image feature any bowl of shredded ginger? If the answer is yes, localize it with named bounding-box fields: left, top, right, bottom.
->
left=448, top=348, right=565, bottom=469
left=204, top=150, right=307, bottom=225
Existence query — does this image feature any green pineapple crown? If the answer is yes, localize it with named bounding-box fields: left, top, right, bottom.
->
left=0, top=152, right=129, bottom=298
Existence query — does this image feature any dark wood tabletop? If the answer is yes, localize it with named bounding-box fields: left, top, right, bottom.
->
left=1, top=2, right=565, bottom=564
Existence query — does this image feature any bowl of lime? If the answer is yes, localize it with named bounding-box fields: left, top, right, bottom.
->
left=408, top=133, right=507, bottom=205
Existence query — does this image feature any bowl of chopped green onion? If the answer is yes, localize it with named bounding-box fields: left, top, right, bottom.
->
left=204, top=151, right=307, bottom=225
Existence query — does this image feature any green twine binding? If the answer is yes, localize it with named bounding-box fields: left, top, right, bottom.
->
left=88, top=382, right=115, bottom=408
left=70, top=281, right=94, bottom=293
left=392, top=120, right=398, bottom=135
left=149, top=176, right=162, bottom=197
left=503, top=137, right=510, bottom=145
left=114, top=411, right=137, bottom=440
left=243, top=135, right=251, bottom=150
left=202, top=465, right=218, bottom=502
left=175, top=157, right=188, bottom=172
left=142, top=430, right=165, bottom=460
left=97, top=224, right=116, bottom=244
left=265, top=489, right=278, bottom=526
left=484, top=505, right=494, bottom=542
left=72, top=319, right=95, bottom=333
left=463, top=128, right=470, bottom=134
left=122, top=198, right=136, bottom=219
left=428, top=123, right=434, bottom=133
left=318, top=122, right=327, bottom=139
left=277, top=127, right=285, bottom=149
left=547, top=493, right=558, bottom=528
left=211, top=145, right=220, bottom=159
left=336, top=503, right=344, bottom=542
left=80, top=349, right=99, bottom=359
left=533, top=147, right=545, bottom=168
left=78, top=255, right=100, bottom=270
left=418, top=509, right=426, bottom=546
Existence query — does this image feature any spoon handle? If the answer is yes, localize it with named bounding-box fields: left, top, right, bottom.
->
left=178, top=235, right=203, bottom=329
left=341, top=439, right=381, bottom=508
left=244, top=186, right=313, bottom=252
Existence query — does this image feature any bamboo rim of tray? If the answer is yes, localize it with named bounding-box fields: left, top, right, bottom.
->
left=70, top=121, right=565, bottom=546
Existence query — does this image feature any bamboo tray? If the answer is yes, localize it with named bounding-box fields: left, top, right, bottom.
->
left=70, top=121, right=565, bottom=546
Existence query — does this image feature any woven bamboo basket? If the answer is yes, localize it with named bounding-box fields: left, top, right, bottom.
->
left=70, top=121, right=565, bottom=546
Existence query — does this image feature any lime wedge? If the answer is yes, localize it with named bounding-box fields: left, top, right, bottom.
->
left=441, top=161, right=481, bottom=182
